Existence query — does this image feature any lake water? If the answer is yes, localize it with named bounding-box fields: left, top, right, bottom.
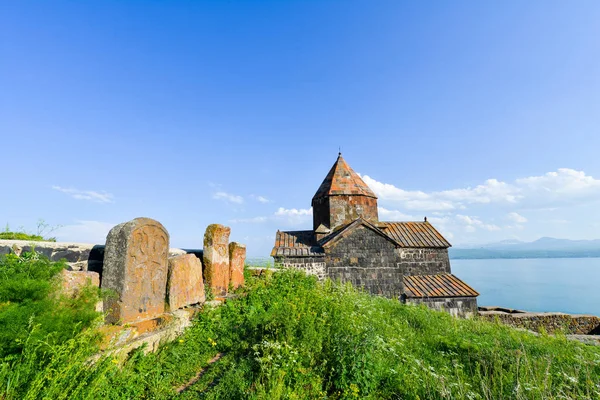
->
left=452, top=258, right=600, bottom=316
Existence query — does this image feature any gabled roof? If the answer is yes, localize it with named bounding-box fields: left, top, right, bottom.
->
left=270, top=230, right=324, bottom=257
left=320, top=218, right=400, bottom=248
left=403, top=274, right=479, bottom=298
left=312, top=154, right=377, bottom=200
left=378, top=221, right=451, bottom=248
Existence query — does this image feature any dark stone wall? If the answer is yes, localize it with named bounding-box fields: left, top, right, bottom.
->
left=396, top=248, right=451, bottom=276
left=312, top=196, right=378, bottom=231
left=405, top=296, right=478, bottom=318
left=312, top=197, right=330, bottom=231
left=273, top=256, right=326, bottom=280
left=325, top=225, right=402, bottom=297
left=478, top=310, right=600, bottom=334
left=272, top=228, right=454, bottom=302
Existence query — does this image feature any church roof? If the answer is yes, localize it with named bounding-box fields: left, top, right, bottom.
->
left=403, top=274, right=479, bottom=298
left=271, top=220, right=451, bottom=257
left=378, top=221, right=451, bottom=248
left=312, top=154, right=377, bottom=200
left=270, top=230, right=324, bottom=257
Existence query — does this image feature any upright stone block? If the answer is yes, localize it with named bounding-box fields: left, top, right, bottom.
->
left=167, top=254, right=205, bottom=310
left=228, top=242, right=246, bottom=290
left=103, top=218, right=169, bottom=324
left=203, top=224, right=230, bottom=296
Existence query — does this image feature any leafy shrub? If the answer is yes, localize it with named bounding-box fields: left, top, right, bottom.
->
left=0, top=252, right=101, bottom=358
left=3, top=269, right=600, bottom=399
left=0, top=231, right=47, bottom=241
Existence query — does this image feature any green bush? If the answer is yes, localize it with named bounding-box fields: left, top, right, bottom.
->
left=3, top=269, right=600, bottom=399
left=0, top=252, right=101, bottom=358
left=0, top=231, right=47, bottom=241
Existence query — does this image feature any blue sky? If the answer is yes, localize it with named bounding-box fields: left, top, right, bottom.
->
left=2, top=1, right=600, bottom=256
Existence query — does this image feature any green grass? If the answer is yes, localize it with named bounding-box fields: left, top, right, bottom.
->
left=1, top=220, right=60, bottom=242
left=2, top=267, right=600, bottom=399
left=0, top=231, right=48, bottom=241
left=0, top=252, right=103, bottom=397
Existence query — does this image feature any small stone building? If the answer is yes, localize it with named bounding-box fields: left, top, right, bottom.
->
left=271, top=153, right=479, bottom=317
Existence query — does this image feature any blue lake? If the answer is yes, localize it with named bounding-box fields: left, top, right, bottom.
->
left=452, top=258, right=600, bottom=316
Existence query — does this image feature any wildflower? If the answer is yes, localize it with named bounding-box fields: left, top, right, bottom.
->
left=208, top=338, right=217, bottom=346
left=350, top=383, right=359, bottom=398
left=111, top=358, right=119, bottom=364
left=178, top=339, right=184, bottom=343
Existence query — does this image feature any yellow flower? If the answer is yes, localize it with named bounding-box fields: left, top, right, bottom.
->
left=111, top=358, right=119, bottom=364
left=178, top=339, right=184, bottom=343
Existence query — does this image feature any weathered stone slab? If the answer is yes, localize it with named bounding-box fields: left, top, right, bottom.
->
left=228, top=242, right=246, bottom=290
left=167, top=254, right=205, bottom=310
left=60, top=269, right=100, bottom=296
left=103, top=218, right=169, bottom=324
left=59, top=269, right=103, bottom=312
left=203, top=224, right=230, bottom=296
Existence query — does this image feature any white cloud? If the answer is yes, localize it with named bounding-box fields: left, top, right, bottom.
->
left=377, top=207, right=417, bottom=221
left=212, top=191, right=244, bottom=204
left=274, top=207, right=312, bottom=217
left=55, top=220, right=115, bottom=244
left=455, top=214, right=501, bottom=231
left=52, top=186, right=114, bottom=203
left=229, top=216, right=268, bottom=224
left=507, top=212, right=527, bottom=223
left=250, top=195, right=271, bottom=204
left=361, top=175, right=456, bottom=210
left=361, top=168, right=600, bottom=212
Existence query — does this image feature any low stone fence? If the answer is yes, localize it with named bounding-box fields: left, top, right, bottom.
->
left=479, top=306, right=600, bottom=335
left=0, top=218, right=247, bottom=354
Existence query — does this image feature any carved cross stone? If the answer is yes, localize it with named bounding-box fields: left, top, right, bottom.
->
left=103, top=218, right=169, bottom=324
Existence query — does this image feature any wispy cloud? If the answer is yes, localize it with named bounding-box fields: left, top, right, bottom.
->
left=212, top=191, right=244, bottom=204
left=229, top=216, right=268, bottom=223
left=274, top=207, right=312, bottom=217
left=507, top=212, right=527, bottom=223
left=250, top=195, right=271, bottom=204
left=361, top=168, right=600, bottom=212
left=52, top=186, right=114, bottom=203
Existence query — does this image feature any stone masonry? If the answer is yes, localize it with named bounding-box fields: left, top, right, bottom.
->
left=203, top=224, right=231, bottom=296
left=395, top=248, right=451, bottom=276
left=325, top=225, right=402, bottom=297
left=479, top=307, right=600, bottom=335
left=272, top=153, right=479, bottom=317
left=103, top=218, right=170, bottom=324
left=407, top=297, right=478, bottom=318
left=275, top=256, right=327, bottom=280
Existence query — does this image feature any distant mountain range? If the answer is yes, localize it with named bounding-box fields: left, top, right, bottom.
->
left=449, top=237, right=600, bottom=259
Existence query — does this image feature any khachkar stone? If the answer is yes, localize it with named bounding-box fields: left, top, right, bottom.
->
left=228, top=242, right=246, bottom=290
left=103, top=218, right=169, bottom=324
left=167, top=254, right=205, bottom=310
left=203, top=224, right=231, bottom=296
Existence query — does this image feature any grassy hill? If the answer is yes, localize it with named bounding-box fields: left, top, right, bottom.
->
left=2, top=255, right=600, bottom=399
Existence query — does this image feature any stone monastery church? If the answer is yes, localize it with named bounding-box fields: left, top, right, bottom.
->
left=271, top=153, right=479, bottom=317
